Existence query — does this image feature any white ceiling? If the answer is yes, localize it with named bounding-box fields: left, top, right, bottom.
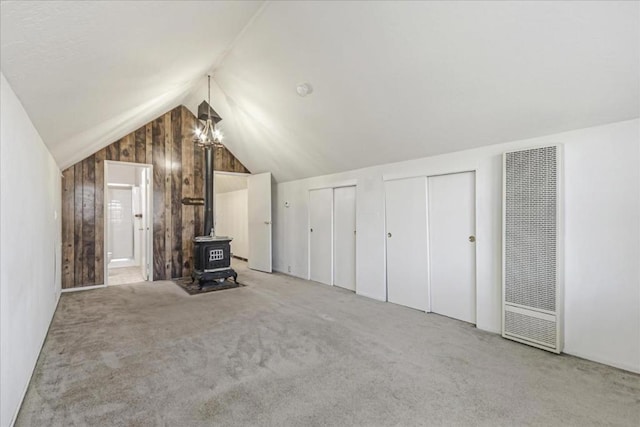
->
left=2, top=1, right=639, bottom=181
left=0, top=0, right=263, bottom=169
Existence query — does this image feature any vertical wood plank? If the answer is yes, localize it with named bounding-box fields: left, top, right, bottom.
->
left=145, top=123, right=153, bottom=166
left=73, top=162, right=84, bottom=286
left=152, top=117, right=166, bottom=280
left=135, top=127, right=146, bottom=164
left=60, top=106, right=252, bottom=287
left=181, top=107, right=195, bottom=278
left=171, top=108, right=183, bottom=278
left=120, top=134, right=135, bottom=163
left=164, top=112, right=173, bottom=279
left=106, top=139, right=120, bottom=161
left=61, top=167, right=75, bottom=289
left=94, top=149, right=105, bottom=285
left=82, top=155, right=96, bottom=285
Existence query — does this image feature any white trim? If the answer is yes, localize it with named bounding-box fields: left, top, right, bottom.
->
left=563, top=350, right=640, bottom=375
left=61, top=283, right=106, bottom=293
left=383, top=165, right=478, bottom=183
left=214, top=171, right=251, bottom=177
left=308, top=179, right=357, bottom=192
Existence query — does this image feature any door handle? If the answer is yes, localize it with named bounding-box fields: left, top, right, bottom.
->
left=264, top=221, right=271, bottom=225
left=310, top=228, right=313, bottom=232
left=387, top=232, right=392, bottom=238
left=469, top=235, right=476, bottom=242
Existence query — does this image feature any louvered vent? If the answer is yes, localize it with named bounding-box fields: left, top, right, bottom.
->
left=503, top=146, right=562, bottom=353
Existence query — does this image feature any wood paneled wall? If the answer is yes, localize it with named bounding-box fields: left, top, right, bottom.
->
left=61, top=105, right=250, bottom=289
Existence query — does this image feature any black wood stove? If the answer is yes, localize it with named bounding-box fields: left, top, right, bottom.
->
left=190, top=93, right=238, bottom=289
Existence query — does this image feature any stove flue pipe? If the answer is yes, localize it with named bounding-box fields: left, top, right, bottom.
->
left=204, top=145, right=215, bottom=237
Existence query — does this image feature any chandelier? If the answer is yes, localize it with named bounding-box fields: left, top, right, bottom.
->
left=194, top=75, right=224, bottom=148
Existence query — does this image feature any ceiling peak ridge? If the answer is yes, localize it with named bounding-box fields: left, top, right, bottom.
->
left=208, top=0, right=271, bottom=75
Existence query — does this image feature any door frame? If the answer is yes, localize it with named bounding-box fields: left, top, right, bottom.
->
left=307, top=181, right=357, bottom=285
left=104, top=160, right=154, bottom=286
left=383, top=168, right=477, bottom=314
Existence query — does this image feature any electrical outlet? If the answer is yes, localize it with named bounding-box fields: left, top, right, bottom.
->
left=288, top=266, right=291, bottom=273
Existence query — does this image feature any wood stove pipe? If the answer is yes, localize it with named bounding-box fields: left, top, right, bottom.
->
left=204, top=145, right=215, bottom=236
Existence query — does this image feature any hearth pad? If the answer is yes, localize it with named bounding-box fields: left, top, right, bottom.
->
left=172, top=277, right=245, bottom=295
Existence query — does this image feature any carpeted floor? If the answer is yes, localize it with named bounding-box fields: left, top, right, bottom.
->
left=17, top=261, right=639, bottom=426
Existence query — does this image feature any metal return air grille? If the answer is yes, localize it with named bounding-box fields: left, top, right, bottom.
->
left=503, top=146, right=562, bottom=353
left=505, top=147, right=557, bottom=311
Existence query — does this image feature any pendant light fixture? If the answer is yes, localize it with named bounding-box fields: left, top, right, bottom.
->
left=194, top=75, right=224, bottom=147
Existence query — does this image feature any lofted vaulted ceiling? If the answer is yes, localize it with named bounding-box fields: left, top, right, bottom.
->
left=0, top=0, right=264, bottom=169
left=2, top=1, right=638, bottom=182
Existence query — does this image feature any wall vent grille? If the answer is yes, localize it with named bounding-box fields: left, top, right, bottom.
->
left=503, top=146, right=562, bottom=353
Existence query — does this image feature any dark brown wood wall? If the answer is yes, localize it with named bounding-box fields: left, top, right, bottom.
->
left=61, top=105, right=250, bottom=289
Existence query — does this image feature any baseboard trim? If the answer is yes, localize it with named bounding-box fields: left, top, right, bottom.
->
left=61, top=283, right=106, bottom=293
left=563, top=349, right=640, bottom=374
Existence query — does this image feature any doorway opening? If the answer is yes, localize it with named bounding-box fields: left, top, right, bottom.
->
left=104, top=161, right=153, bottom=286
left=214, top=171, right=250, bottom=264
left=214, top=171, right=273, bottom=273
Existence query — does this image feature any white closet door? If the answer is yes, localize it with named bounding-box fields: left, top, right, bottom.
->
left=333, top=186, right=356, bottom=291
left=385, top=177, right=429, bottom=311
left=309, top=188, right=333, bottom=285
left=428, top=171, right=476, bottom=324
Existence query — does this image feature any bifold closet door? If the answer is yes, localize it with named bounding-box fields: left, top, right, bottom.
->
left=385, top=177, right=429, bottom=311
left=428, top=172, right=476, bottom=324
left=333, top=186, right=356, bottom=291
left=309, top=188, right=333, bottom=285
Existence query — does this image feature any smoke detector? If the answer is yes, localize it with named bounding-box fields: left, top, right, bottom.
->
left=296, top=82, right=313, bottom=97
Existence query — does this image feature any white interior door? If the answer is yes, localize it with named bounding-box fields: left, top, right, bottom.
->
left=385, top=177, right=429, bottom=311
left=333, top=186, right=356, bottom=291
left=248, top=172, right=272, bottom=272
left=309, top=188, right=333, bottom=285
left=428, top=171, right=476, bottom=324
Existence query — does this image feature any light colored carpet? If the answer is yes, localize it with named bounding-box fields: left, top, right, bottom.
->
left=17, top=261, right=639, bottom=426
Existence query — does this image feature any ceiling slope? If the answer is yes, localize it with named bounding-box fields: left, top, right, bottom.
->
left=0, top=0, right=264, bottom=169
left=184, top=1, right=639, bottom=182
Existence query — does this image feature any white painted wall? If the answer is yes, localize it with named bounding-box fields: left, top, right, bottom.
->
left=1, top=73, right=62, bottom=427
left=215, top=189, right=248, bottom=260
left=274, top=119, right=640, bottom=373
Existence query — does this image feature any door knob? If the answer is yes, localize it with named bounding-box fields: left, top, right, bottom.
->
left=469, top=235, right=476, bottom=242
left=264, top=221, right=271, bottom=225
left=387, top=232, right=392, bottom=238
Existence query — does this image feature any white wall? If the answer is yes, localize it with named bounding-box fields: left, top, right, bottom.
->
left=0, top=73, right=62, bottom=426
left=274, top=119, right=640, bottom=373
left=216, top=189, right=249, bottom=260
